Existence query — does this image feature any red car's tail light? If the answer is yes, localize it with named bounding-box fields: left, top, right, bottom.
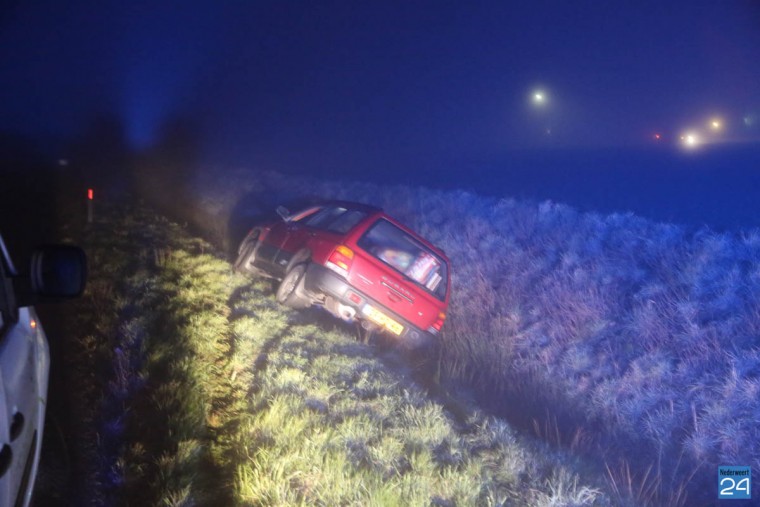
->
left=347, top=291, right=363, bottom=305
left=428, top=312, right=446, bottom=334
left=326, top=245, right=354, bottom=278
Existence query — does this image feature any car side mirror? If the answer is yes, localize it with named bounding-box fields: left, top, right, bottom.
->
left=30, top=245, right=87, bottom=298
left=276, top=205, right=291, bottom=222
left=12, top=245, right=87, bottom=307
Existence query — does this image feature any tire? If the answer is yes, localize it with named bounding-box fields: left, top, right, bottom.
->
left=234, top=229, right=260, bottom=273
left=276, top=264, right=310, bottom=308
left=357, top=323, right=376, bottom=345
left=239, top=228, right=259, bottom=254
left=234, top=240, right=258, bottom=273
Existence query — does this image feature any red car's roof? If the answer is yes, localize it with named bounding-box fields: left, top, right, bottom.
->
left=319, top=200, right=383, bottom=214
left=312, top=200, right=449, bottom=261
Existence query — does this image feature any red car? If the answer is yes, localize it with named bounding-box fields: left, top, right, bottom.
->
left=234, top=201, right=450, bottom=350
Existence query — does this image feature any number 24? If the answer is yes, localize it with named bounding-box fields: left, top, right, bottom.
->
left=720, top=477, right=750, bottom=496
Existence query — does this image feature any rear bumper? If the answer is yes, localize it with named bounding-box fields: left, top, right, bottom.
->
left=303, top=263, right=437, bottom=348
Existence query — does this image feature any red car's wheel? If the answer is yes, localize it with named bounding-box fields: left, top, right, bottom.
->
left=276, top=264, right=310, bottom=308
left=234, top=229, right=260, bottom=273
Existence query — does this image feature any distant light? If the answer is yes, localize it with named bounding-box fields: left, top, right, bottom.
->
left=532, top=89, right=547, bottom=106
left=30, top=319, right=36, bottom=329
left=654, top=133, right=662, bottom=140
left=710, top=119, right=722, bottom=130
left=88, top=188, right=94, bottom=200
left=680, top=132, right=700, bottom=149
left=58, top=159, right=69, bottom=167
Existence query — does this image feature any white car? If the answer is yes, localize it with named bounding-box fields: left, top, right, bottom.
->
left=0, top=234, right=86, bottom=507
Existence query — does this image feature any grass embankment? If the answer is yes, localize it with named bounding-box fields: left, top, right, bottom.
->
left=56, top=207, right=235, bottom=505
left=55, top=203, right=611, bottom=505
left=179, top=168, right=760, bottom=505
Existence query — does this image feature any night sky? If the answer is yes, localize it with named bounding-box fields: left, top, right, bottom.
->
left=2, top=1, right=760, bottom=226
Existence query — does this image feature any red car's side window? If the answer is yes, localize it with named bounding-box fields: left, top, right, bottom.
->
left=304, top=207, right=345, bottom=228
left=303, top=207, right=367, bottom=234
left=326, top=210, right=366, bottom=234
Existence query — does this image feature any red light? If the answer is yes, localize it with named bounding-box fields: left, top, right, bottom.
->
left=326, top=245, right=354, bottom=278
left=654, top=133, right=661, bottom=140
left=88, top=188, right=94, bottom=200
left=347, top=292, right=363, bottom=305
left=429, top=312, right=446, bottom=334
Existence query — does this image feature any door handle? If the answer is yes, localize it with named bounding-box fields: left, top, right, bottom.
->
left=9, top=412, right=23, bottom=441
left=387, top=292, right=401, bottom=303
left=0, top=444, right=11, bottom=477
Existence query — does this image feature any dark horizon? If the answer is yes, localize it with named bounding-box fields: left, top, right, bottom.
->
left=2, top=1, right=760, bottom=231
left=3, top=122, right=760, bottom=233
left=2, top=2, right=759, bottom=151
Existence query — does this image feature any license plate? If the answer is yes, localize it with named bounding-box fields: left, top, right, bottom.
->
left=362, top=304, right=404, bottom=336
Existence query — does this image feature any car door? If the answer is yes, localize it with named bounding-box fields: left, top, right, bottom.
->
left=0, top=308, right=46, bottom=507
left=276, top=206, right=357, bottom=268
left=0, top=240, right=47, bottom=507
left=260, top=206, right=330, bottom=276
left=253, top=207, right=317, bottom=275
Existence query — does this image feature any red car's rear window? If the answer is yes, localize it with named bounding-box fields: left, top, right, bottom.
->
left=357, top=218, right=448, bottom=300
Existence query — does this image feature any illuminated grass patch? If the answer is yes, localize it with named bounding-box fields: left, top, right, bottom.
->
left=61, top=203, right=610, bottom=506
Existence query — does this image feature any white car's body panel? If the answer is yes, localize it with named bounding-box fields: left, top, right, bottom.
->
left=0, top=237, right=50, bottom=507
left=0, top=231, right=86, bottom=506
left=0, top=307, right=48, bottom=507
